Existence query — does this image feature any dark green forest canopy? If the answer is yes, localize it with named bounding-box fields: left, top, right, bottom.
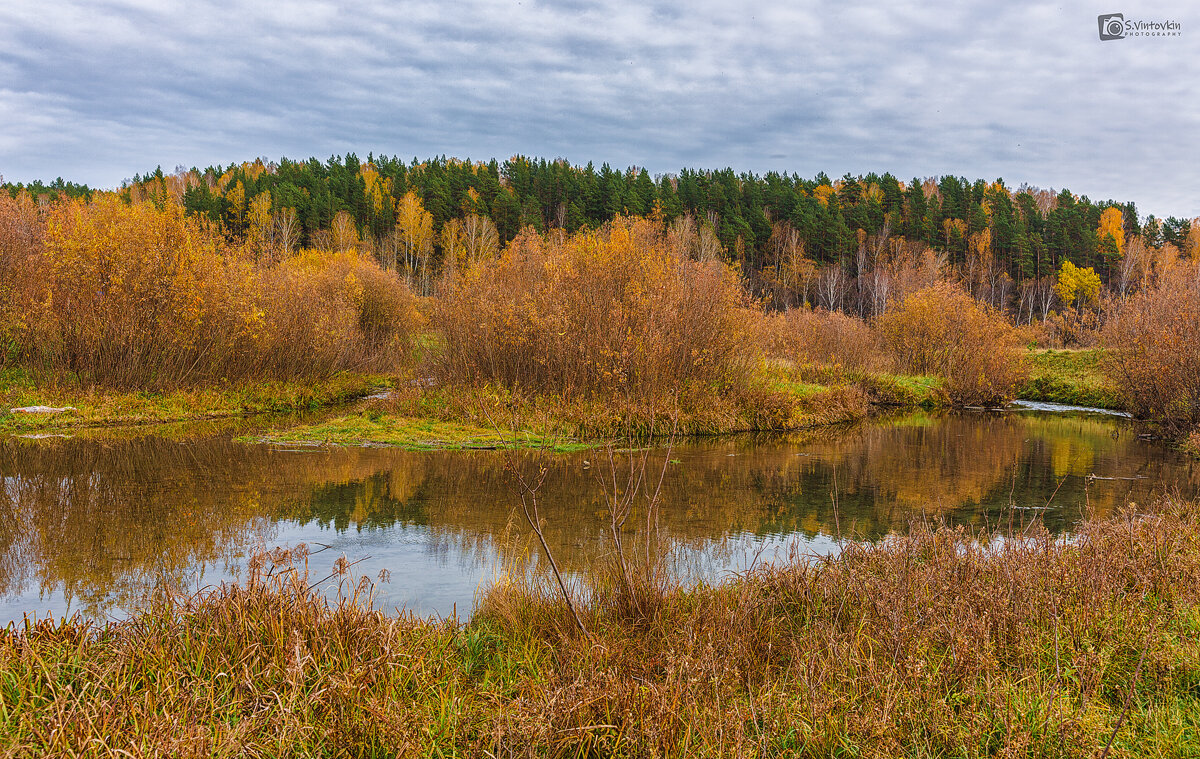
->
left=7, top=154, right=1191, bottom=283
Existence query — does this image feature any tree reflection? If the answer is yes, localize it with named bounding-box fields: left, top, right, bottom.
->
left=0, top=411, right=1194, bottom=620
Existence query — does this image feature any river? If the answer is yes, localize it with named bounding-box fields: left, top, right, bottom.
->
left=0, top=407, right=1194, bottom=624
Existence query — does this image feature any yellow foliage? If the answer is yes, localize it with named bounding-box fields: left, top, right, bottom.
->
left=225, top=181, right=246, bottom=227
left=362, top=167, right=392, bottom=214
left=248, top=192, right=272, bottom=252
left=1053, top=260, right=1101, bottom=309
left=395, top=192, right=434, bottom=293
left=0, top=197, right=420, bottom=387
left=1097, top=207, right=1125, bottom=257
left=942, top=218, right=966, bottom=244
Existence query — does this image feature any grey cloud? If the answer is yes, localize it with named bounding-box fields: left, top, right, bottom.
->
left=0, top=0, right=1196, bottom=217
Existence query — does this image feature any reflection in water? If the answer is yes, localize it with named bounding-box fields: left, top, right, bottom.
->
left=0, top=410, right=1195, bottom=622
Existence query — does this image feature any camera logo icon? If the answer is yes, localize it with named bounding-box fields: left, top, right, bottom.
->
left=1098, top=13, right=1126, bottom=40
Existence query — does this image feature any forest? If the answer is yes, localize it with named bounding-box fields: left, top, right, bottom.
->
left=3, top=154, right=1200, bottom=439
left=8, top=155, right=1196, bottom=316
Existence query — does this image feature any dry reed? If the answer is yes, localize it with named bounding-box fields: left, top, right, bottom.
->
left=4, top=499, right=1200, bottom=756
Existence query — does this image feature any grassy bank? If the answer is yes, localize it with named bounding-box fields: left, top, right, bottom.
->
left=248, top=364, right=948, bottom=449
left=3, top=500, right=1199, bottom=756
left=1018, top=349, right=1125, bottom=410
left=0, top=361, right=944, bottom=447
left=0, top=370, right=391, bottom=434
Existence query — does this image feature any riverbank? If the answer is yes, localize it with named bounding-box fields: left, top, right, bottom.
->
left=245, top=364, right=948, bottom=450
left=0, top=370, right=391, bottom=434
left=3, top=498, right=1197, bottom=757
left=0, top=349, right=1132, bottom=450
left=1017, top=348, right=1125, bottom=411
left=0, top=362, right=947, bottom=450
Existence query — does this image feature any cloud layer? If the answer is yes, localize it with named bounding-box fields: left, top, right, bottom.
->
left=1, top=0, right=1197, bottom=217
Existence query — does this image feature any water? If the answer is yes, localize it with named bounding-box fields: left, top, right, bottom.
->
left=0, top=407, right=1194, bottom=624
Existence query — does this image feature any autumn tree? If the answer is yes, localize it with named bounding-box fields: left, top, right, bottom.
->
left=273, top=207, right=301, bottom=255
left=460, top=213, right=499, bottom=267
left=1096, top=207, right=1125, bottom=264
left=331, top=210, right=358, bottom=253
left=439, top=218, right=465, bottom=279
left=1053, top=260, right=1102, bottom=311
left=247, top=192, right=273, bottom=256
left=395, top=191, right=434, bottom=294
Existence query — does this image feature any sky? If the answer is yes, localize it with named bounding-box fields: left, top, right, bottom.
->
left=1, top=0, right=1197, bottom=219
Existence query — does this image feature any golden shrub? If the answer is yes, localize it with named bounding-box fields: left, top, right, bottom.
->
left=760, top=307, right=883, bottom=370
left=433, top=216, right=757, bottom=400
left=0, top=196, right=419, bottom=387
left=877, top=283, right=1026, bottom=405
left=1103, top=260, right=1200, bottom=430
left=255, top=250, right=422, bottom=378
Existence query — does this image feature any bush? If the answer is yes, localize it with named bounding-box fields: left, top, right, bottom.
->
left=0, top=196, right=420, bottom=387
left=255, top=250, right=422, bottom=379
left=1103, top=261, right=1200, bottom=431
left=0, top=193, right=45, bottom=356
left=760, top=307, right=883, bottom=370
left=877, top=283, right=1025, bottom=405
left=432, top=216, right=757, bottom=403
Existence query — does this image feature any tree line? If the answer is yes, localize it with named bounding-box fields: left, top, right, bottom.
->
left=5, top=154, right=1196, bottom=309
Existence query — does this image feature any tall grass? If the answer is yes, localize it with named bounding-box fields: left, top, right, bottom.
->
left=3, top=500, right=1200, bottom=756
left=0, top=196, right=421, bottom=388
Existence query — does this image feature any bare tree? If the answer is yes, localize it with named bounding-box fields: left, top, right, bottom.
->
left=461, top=213, right=499, bottom=267
left=816, top=263, right=848, bottom=312
left=1115, top=235, right=1148, bottom=299
left=273, top=207, right=301, bottom=256
left=697, top=215, right=722, bottom=263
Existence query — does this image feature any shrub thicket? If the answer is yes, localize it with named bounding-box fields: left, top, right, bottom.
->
left=760, top=307, right=882, bottom=371
left=1103, top=260, right=1200, bottom=432
left=433, top=216, right=757, bottom=403
left=0, top=196, right=420, bottom=387
left=877, top=282, right=1025, bottom=404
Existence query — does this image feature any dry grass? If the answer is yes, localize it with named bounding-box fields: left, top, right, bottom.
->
left=4, top=500, right=1200, bottom=756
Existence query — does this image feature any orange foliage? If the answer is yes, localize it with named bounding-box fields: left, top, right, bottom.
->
left=877, top=283, right=1025, bottom=404
left=0, top=197, right=420, bottom=387
left=761, top=308, right=881, bottom=371
left=433, top=216, right=756, bottom=401
left=0, top=192, right=44, bottom=351
left=1103, top=259, right=1200, bottom=430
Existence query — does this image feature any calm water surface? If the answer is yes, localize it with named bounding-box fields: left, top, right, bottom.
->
left=1, top=408, right=1195, bottom=623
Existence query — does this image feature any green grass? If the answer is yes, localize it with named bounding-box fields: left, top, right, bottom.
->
left=247, top=411, right=592, bottom=451
left=864, top=371, right=947, bottom=406
left=0, top=371, right=391, bottom=434
left=1018, top=348, right=1125, bottom=410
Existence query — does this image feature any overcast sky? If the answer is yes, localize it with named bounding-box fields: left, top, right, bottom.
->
left=1, top=1, right=1196, bottom=218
